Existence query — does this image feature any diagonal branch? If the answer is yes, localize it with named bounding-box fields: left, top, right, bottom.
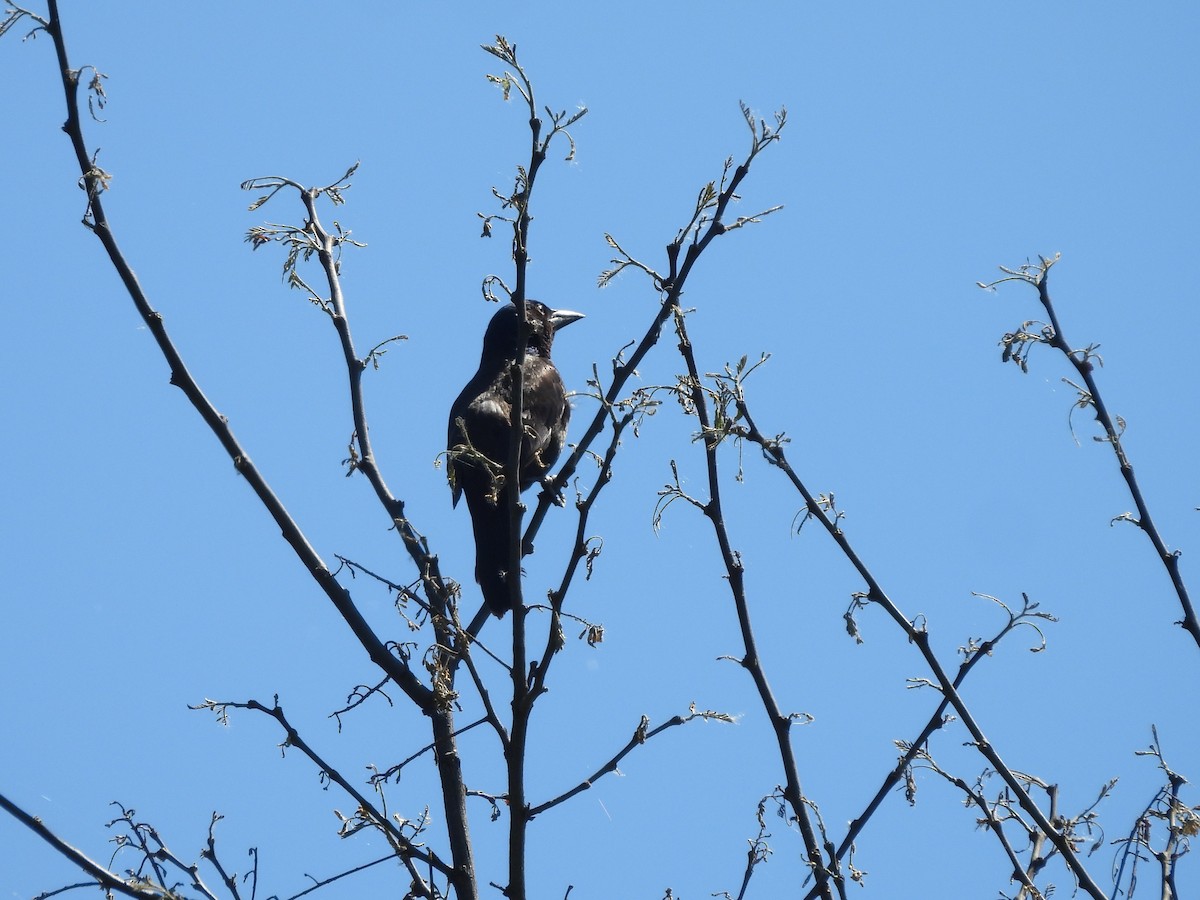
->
left=524, top=104, right=787, bottom=557
left=0, top=792, right=179, bottom=900
left=913, top=756, right=1047, bottom=898
left=981, top=255, right=1198, bottom=650
left=190, top=696, right=448, bottom=891
left=828, top=593, right=1055, bottom=882
left=528, top=403, right=639, bottom=697
left=529, top=707, right=734, bottom=817
left=37, top=1, right=432, bottom=714
left=733, top=401, right=1109, bottom=899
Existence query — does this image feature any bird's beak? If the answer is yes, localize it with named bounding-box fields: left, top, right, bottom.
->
left=550, top=309, right=585, bottom=330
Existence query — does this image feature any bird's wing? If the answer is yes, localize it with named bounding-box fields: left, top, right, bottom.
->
left=447, top=371, right=513, bottom=507
left=519, top=358, right=569, bottom=489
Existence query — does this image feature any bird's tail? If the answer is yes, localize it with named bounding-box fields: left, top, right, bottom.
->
left=466, top=489, right=516, bottom=617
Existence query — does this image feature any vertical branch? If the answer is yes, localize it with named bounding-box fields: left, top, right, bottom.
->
left=430, top=708, right=478, bottom=900
left=671, top=314, right=840, bottom=900
left=480, top=37, right=586, bottom=899
left=282, top=185, right=478, bottom=897
left=491, top=43, right=538, bottom=900
left=245, top=176, right=480, bottom=896
left=1114, top=729, right=1197, bottom=900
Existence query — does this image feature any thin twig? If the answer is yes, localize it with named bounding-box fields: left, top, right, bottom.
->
left=281, top=854, right=398, bottom=900
left=529, top=708, right=734, bottom=817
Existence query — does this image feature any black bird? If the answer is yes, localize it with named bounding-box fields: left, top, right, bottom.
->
left=447, top=300, right=584, bottom=617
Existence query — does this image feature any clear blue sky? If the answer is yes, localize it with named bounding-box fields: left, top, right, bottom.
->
left=3, top=3, right=1198, bottom=897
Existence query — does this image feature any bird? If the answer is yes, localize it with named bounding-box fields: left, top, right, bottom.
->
left=447, top=300, right=584, bottom=618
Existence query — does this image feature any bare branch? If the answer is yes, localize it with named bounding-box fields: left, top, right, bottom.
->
left=982, top=255, right=1198, bottom=648
left=669, top=310, right=840, bottom=899
left=0, top=793, right=181, bottom=900
left=529, top=707, right=735, bottom=817
left=189, top=696, right=448, bottom=889
left=732, top=396, right=1108, bottom=899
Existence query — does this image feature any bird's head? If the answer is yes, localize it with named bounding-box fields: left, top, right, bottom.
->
left=480, top=300, right=584, bottom=360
